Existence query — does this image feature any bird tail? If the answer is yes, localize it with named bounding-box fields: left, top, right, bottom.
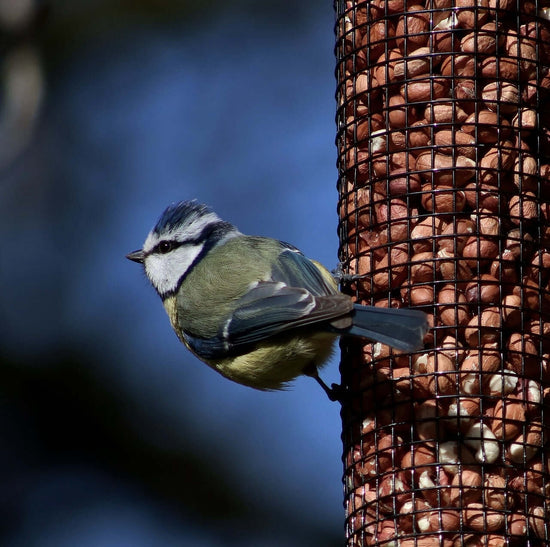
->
left=344, top=305, right=428, bottom=352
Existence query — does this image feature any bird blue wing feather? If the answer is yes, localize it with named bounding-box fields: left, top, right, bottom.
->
left=183, top=281, right=351, bottom=359
left=271, top=246, right=338, bottom=296
left=227, top=283, right=349, bottom=341
left=181, top=331, right=228, bottom=360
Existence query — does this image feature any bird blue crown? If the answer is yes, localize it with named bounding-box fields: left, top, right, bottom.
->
left=153, top=200, right=212, bottom=235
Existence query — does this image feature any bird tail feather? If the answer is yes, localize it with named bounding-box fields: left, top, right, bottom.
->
left=344, top=305, right=428, bottom=352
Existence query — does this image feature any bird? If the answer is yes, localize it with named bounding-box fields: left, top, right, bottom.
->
left=126, top=200, right=428, bottom=399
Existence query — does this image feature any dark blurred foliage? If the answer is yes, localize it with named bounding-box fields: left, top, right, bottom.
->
left=1, top=349, right=311, bottom=544
left=0, top=1, right=343, bottom=545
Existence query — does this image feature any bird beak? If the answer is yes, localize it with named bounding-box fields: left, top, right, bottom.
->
left=126, top=249, right=145, bottom=263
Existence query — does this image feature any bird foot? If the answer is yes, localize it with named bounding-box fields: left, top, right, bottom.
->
left=303, top=364, right=347, bottom=403
left=331, top=263, right=368, bottom=285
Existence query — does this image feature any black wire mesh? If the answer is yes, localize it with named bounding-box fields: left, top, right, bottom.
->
left=335, top=0, right=550, bottom=545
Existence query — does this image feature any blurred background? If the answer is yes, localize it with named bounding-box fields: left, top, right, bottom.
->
left=0, top=1, right=343, bottom=546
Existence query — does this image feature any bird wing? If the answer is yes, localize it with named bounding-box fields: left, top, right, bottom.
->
left=223, top=281, right=352, bottom=345
left=270, top=244, right=339, bottom=296
left=184, top=283, right=352, bottom=359
left=182, top=256, right=351, bottom=361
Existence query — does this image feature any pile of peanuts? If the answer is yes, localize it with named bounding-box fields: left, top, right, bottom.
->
left=336, top=0, right=550, bottom=544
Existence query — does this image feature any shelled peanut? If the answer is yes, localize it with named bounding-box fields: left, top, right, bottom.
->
left=337, top=0, right=550, bottom=544
left=343, top=383, right=549, bottom=542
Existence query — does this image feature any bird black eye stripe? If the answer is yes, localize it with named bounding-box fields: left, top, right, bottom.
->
left=151, top=222, right=236, bottom=258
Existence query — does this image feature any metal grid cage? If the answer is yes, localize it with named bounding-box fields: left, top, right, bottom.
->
left=335, top=0, right=550, bottom=544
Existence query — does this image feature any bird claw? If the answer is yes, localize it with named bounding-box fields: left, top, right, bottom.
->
left=331, top=263, right=368, bottom=286
left=326, top=382, right=348, bottom=402
left=303, top=363, right=348, bottom=403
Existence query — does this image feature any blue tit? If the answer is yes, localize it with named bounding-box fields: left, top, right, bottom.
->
left=126, top=201, right=428, bottom=397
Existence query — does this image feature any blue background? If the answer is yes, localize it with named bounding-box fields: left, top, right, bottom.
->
left=1, top=2, right=344, bottom=545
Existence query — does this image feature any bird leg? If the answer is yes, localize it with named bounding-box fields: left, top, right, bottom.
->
left=303, top=363, right=346, bottom=403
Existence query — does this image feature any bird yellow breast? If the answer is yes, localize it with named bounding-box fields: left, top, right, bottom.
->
left=162, top=295, right=185, bottom=342
left=209, top=331, right=337, bottom=390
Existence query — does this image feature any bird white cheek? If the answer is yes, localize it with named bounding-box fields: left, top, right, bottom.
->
left=145, top=245, right=202, bottom=296
left=144, top=257, right=169, bottom=295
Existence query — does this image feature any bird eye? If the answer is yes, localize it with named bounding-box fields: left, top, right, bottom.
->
left=158, top=241, right=173, bottom=254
